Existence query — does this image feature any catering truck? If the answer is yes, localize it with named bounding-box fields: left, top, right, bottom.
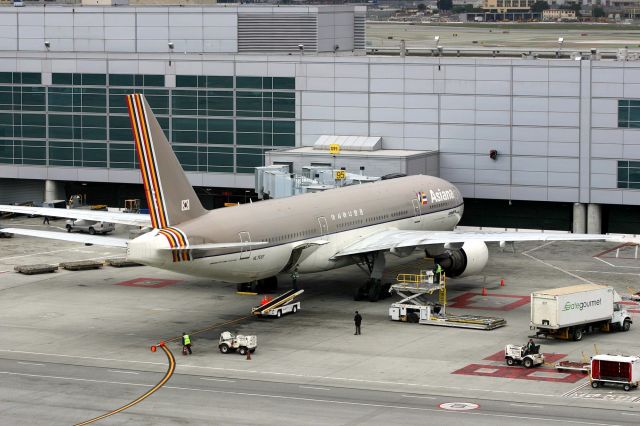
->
left=531, top=284, right=632, bottom=341
left=591, top=354, right=640, bottom=391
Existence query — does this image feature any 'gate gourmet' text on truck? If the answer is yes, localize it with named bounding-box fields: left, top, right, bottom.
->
left=530, top=284, right=632, bottom=341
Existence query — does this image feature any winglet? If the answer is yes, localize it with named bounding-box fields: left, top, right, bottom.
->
left=126, top=94, right=206, bottom=228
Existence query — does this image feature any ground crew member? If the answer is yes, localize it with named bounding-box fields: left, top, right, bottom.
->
left=354, top=311, right=362, bottom=335
left=291, top=267, right=299, bottom=290
left=42, top=216, right=49, bottom=225
left=526, top=338, right=536, bottom=355
left=434, top=263, right=443, bottom=283
left=182, top=332, right=192, bottom=355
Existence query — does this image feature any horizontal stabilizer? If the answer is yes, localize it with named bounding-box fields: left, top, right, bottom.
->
left=1, top=228, right=128, bottom=248
left=0, top=205, right=150, bottom=227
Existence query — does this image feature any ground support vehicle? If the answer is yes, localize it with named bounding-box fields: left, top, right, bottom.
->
left=504, top=344, right=545, bottom=368
left=591, top=354, right=640, bottom=391
left=388, top=271, right=506, bottom=330
left=218, top=331, right=257, bottom=355
left=252, top=289, right=304, bottom=318
left=531, top=284, right=632, bottom=341
left=65, top=219, right=115, bottom=235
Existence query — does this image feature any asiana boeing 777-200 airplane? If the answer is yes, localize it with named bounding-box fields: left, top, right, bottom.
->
left=0, top=94, right=617, bottom=299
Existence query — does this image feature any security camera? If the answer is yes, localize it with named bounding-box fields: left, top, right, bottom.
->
left=168, top=42, right=174, bottom=49
left=434, top=36, right=440, bottom=42
left=44, top=40, right=50, bottom=48
left=558, top=37, right=564, bottom=44
left=334, top=44, right=339, bottom=52
left=298, top=44, right=304, bottom=50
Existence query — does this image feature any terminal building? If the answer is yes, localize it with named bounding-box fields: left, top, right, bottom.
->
left=0, top=4, right=639, bottom=233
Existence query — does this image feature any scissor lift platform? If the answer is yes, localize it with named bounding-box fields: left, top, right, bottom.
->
left=389, top=271, right=506, bottom=330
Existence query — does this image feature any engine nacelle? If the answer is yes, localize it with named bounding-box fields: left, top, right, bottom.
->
left=434, top=240, right=489, bottom=278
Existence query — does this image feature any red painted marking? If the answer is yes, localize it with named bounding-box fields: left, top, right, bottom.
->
left=448, top=292, right=530, bottom=311
left=452, top=363, right=585, bottom=383
left=115, top=278, right=182, bottom=288
left=593, top=243, right=636, bottom=259
left=483, top=350, right=567, bottom=363
left=619, top=301, right=639, bottom=306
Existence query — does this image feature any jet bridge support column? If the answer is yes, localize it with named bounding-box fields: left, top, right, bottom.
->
left=587, top=203, right=602, bottom=234
left=572, top=203, right=586, bottom=234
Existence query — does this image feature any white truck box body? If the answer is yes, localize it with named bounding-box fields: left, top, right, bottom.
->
left=531, top=284, right=614, bottom=330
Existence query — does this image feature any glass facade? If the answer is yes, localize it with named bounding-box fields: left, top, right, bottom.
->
left=618, top=100, right=640, bottom=128
left=0, top=72, right=296, bottom=174
left=617, top=161, right=640, bottom=189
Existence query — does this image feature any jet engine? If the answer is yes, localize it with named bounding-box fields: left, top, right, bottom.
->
left=434, top=240, right=489, bottom=278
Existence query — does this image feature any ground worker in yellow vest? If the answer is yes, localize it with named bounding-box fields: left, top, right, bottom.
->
left=434, top=263, right=443, bottom=284
left=182, top=332, right=192, bottom=355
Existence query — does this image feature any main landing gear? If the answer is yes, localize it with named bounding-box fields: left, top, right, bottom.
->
left=354, top=252, right=392, bottom=302
left=237, top=276, right=278, bottom=294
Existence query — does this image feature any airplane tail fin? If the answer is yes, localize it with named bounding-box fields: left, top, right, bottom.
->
left=126, top=93, right=207, bottom=228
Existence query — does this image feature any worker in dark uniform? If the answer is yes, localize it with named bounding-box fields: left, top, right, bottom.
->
left=42, top=216, right=50, bottom=225
left=182, top=332, right=192, bottom=355
left=526, top=338, right=536, bottom=355
left=354, top=311, right=362, bottom=335
left=291, top=267, right=299, bottom=291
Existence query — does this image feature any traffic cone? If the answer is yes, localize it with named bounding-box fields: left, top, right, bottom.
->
left=246, top=350, right=251, bottom=360
left=482, top=287, right=487, bottom=296
left=500, top=279, right=505, bottom=287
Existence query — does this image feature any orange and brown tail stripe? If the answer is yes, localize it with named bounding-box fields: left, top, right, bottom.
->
left=158, top=227, right=191, bottom=262
left=126, top=93, right=168, bottom=229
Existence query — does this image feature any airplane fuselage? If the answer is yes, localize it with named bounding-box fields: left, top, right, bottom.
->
left=127, top=175, right=464, bottom=283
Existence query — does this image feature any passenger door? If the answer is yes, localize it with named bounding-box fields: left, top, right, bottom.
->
left=239, top=231, right=251, bottom=260
left=317, top=216, right=328, bottom=236
left=412, top=199, right=421, bottom=224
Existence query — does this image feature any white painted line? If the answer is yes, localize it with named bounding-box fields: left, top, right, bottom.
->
left=402, top=394, right=436, bottom=400
left=562, top=381, right=589, bottom=397
left=573, top=270, right=640, bottom=276
left=594, top=257, right=616, bottom=267
left=200, top=378, right=236, bottom=383
left=510, top=403, right=543, bottom=409
left=0, top=349, right=559, bottom=399
left=522, top=243, right=594, bottom=284
left=17, top=362, right=44, bottom=366
left=108, top=370, right=139, bottom=375
left=0, top=248, right=72, bottom=261
left=620, top=413, right=640, bottom=417
left=299, top=386, right=331, bottom=391
left=0, top=371, right=617, bottom=426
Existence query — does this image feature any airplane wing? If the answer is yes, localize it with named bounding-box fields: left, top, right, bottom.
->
left=0, top=204, right=151, bottom=227
left=0, top=228, right=128, bottom=248
left=333, top=229, right=615, bottom=258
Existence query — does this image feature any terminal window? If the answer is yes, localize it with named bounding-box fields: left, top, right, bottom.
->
left=0, top=72, right=295, bottom=173
left=617, top=161, right=640, bottom=189
left=618, top=100, right=640, bottom=128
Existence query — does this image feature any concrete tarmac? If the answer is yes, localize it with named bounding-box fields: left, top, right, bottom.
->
left=1, top=216, right=640, bottom=424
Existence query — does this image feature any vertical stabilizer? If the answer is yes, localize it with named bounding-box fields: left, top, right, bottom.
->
left=126, top=93, right=207, bottom=228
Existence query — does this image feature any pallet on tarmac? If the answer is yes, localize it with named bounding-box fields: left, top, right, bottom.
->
left=59, top=260, right=103, bottom=271
left=105, top=257, right=142, bottom=268
left=419, top=314, right=507, bottom=330
left=14, top=264, right=58, bottom=275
